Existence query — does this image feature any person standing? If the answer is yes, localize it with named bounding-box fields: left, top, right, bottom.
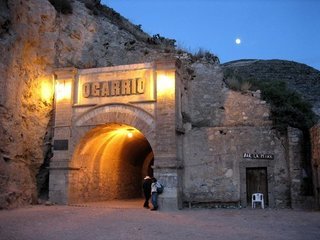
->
left=150, top=177, right=159, bottom=211
left=142, top=176, right=152, bottom=208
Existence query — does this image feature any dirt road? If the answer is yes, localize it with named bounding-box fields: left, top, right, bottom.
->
left=0, top=199, right=319, bottom=240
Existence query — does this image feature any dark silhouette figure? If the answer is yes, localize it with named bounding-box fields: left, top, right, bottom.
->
left=142, top=176, right=152, bottom=208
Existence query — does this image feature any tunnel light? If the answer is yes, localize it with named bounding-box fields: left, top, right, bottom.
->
left=157, top=73, right=175, bottom=96
left=40, top=79, right=54, bottom=102
left=55, top=80, right=72, bottom=101
left=127, top=129, right=134, bottom=138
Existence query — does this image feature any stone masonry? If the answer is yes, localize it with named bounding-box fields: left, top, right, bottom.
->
left=311, top=123, right=320, bottom=208
left=49, top=60, right=180, bottom=210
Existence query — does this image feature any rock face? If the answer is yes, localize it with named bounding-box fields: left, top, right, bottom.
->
left=0, top=0, right=176, bottom=209
left=221, top=60, right=320, bottom=118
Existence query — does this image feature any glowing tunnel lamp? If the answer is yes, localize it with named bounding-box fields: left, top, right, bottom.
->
left=157, top=74, right=175, bottom=95
left=112, top=128, right=134, bottom=138
left=55, top=81, right=72, bottom=101
left=127, top=128, right=134, bottom=138
left=40, top=80, right=54, bottom=102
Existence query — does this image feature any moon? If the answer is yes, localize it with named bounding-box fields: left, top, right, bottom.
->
left=235, top=38, right=241, bottom=45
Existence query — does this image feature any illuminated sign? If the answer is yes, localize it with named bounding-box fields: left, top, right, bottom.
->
left=82, top=78, right=145, bottom=98
left=75, top=64, right=155, bottom=105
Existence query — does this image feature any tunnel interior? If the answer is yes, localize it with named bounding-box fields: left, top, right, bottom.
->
left=70, top=123, right=154, bottom=203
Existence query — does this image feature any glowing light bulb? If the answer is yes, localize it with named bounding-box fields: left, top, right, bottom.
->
left=157, top=74, right=174, bottom=95
left=55, top=81, right=72, bottom=101
left=127, top=132, right=133, bottom=138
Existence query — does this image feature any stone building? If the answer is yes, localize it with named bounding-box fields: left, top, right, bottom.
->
left=49, top=58, right=313, bottom=210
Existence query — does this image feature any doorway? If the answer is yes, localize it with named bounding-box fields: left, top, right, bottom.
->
left=69, top=123, right=154, bottom=203
left=246, top=167, right=268, bottom=206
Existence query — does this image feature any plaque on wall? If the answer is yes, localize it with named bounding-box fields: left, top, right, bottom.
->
left=53, top=139, right=69, bottom=151
left=243, top=153, right=274, bottom=160
left=75, top=63, right=156, bottom=105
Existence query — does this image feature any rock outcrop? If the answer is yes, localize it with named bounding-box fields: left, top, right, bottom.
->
left=222, top=60, right=320, bottom=118
left=0, top=0, right=177, bottom=209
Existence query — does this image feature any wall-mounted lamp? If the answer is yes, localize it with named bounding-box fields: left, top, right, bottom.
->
left=157, top=73, right=175, bottom=96
left=55, top=79, right=72, bottom=101
left=40, top=77, right=54, bottom=102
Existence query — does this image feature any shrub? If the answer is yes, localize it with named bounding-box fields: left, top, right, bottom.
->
left=224, top=76, right=251, bottom=93
left=49, top=0, right=73, bottom=14
left=84, top=0, right=100, bottom=15
left=223, top=69, right=316, bottom=133
left=192, top=48, right=220, bottom=63
left=240, top=81, right=252, bottom=92
left=257, top=80, right=315, bottom=132
left=225, top=77, right=241, bottom=91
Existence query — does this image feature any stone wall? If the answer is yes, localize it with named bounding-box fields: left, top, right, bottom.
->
left=310, top=123, right=320, bottom=208
left=180, top=62, right=271, bottom=129
left=179, top=61, right=302, bottom=208
left=182, top=126, right=289, bottom=207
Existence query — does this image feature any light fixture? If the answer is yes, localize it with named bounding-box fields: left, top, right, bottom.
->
left=157, top=73, right=175, bottom=96
left=40, top=78, right=54, bottom=102
left=127, top=128, right=134, bottom=138
left=55, top=79, right=72, bottom=101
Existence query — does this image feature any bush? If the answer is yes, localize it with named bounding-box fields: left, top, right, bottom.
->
left=192, top=48, right=220, bottom=63
left=223, top=69, right=316, bottom=133
left=257, top=80, right=315, bottom=132
left=84, top=0, right=101, bottom=15
left=49, top=0, right=73, bottom=14
left=240, top=81, right=252, bottom=92
left=225, top=77, right=241, bottom=91
left=224, top=77, right=251, bottom=92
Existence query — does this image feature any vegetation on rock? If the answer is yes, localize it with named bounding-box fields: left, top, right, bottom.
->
left=49, top=0, right=73, bottom=14
left=223, top=67, right=317, bottom=133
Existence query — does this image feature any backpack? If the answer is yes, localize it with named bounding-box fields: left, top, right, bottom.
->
left=156, top=182, right=164, bottom=194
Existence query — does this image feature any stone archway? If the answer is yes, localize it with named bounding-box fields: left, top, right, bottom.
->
left=73, top=103, right=155, bottom=150
left=50, top=61, right=179, bottom=209
left=67, top=104, right=156, bottom=203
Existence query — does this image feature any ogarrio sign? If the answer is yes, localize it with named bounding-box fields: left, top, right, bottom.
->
left=75, top=63, right=155, bottom=105
left=82, top=78, right=145, bottom=98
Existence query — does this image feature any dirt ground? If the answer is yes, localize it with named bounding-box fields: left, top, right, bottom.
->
left=0, top=199, right=319, bottom=240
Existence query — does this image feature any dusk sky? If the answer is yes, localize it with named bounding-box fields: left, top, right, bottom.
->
left=103, top=0, right=320, bottom=70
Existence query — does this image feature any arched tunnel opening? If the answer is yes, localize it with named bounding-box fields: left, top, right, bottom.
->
left=70, top=123, right=154, bottom=203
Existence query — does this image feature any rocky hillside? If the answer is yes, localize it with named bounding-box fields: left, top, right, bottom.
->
left=221, top=60, right=320, bottom=119
left=0, top=0, right=180, bottom=209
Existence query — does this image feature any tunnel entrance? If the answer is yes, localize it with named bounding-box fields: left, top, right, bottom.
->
left=50, top=61, right=179, bottom=209
left=70, top=123, right=154, bottom=203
